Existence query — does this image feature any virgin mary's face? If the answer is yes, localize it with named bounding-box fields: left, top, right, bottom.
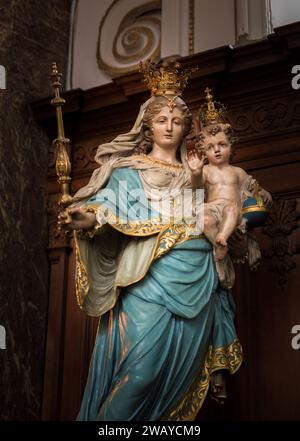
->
left=151, top=106, right=184, bottom=151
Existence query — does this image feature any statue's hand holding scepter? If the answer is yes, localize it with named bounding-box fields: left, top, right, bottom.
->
left=50, top=62, right=72, bottom=230
left=50, top=63, right=96, bottom=234
left=58, top=207, right=96, bottom=232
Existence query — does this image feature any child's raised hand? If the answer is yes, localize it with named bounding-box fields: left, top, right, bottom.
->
left=186, top=149, right=205, bottom=175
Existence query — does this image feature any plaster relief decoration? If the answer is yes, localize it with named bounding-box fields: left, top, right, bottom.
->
left=97, top=0, right=161, bottom=76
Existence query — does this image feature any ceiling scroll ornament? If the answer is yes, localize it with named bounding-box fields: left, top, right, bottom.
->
left=97, top=0, right=161, bottom=77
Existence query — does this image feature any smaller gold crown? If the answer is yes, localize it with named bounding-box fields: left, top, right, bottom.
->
left=199, top=87, right=227, bottom=126
left=139, top=58, right=195, bottom=97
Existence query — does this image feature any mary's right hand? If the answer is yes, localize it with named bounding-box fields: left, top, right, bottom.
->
left=58, top=207, right=97, bottom=232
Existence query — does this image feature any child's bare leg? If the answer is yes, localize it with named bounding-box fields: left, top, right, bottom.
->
left=204, top=212, right=228, bottom=261
left=216, top=203, right=240, bottom=247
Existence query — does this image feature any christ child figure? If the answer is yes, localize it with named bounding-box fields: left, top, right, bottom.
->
left=186, top=91, right=271, bottom=261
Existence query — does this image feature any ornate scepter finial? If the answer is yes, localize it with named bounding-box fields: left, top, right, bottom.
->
left=50, top=62, right=72, bottom=207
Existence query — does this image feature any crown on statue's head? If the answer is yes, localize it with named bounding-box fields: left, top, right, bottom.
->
left=139, top=58, right=195, bottom=98
left=199, top=87, right=227, bottom=127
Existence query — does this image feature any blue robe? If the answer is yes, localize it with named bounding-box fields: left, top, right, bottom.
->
left=76, top=167, right=243, bottom=421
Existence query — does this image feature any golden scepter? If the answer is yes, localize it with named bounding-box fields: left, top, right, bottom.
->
left=50, top=62, right=72, bottom=225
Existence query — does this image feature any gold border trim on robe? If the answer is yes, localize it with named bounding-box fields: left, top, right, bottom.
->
left=74, top=215, right=205, bottom=312
left=78, top=202, right=203, bottom=238
left=162, top=339, right=244, bottom=421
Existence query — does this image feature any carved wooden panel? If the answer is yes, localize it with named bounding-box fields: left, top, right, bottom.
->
left=263, top=198, right=300, bottom=290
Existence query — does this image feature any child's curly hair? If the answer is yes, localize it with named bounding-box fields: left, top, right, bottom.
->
left=196, top=123, right=238, bottom=161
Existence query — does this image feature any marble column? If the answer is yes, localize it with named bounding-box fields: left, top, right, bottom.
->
left=0, top=0, right=71, bottom=420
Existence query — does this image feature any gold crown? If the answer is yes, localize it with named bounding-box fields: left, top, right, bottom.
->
left=139, top=58, right=195, bottom=97
left=199, top=87, right=227, bottom=126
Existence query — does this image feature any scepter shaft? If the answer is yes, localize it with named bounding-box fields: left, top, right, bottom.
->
left=50, top=62, right=72, bottom=206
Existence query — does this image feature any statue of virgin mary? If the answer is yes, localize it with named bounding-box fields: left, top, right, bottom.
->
left=64, top=60, right=243, bottom=421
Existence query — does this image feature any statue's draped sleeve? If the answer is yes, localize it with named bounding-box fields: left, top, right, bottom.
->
left=75, top=165, right=198, bottom=316
left=75, top=167, right=162, bottom=316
